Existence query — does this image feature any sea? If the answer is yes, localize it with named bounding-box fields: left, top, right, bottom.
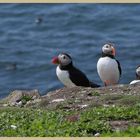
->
left=0, top=3, right=140, bottom=98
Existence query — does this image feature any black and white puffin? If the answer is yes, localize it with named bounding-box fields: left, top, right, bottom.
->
left=130, top=65, right=140, bottom=85
left=97, top=43, right=122, bottom=86
left=52, top=53, right=100, bottom=88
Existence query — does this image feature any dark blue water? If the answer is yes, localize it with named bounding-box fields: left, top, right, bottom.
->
left=0, top=4, right=140, bottom=98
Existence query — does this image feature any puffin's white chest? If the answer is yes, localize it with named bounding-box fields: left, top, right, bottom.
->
left=97, top=57, right=120, bottom=85
left=56, top=66, right=75, bottom=87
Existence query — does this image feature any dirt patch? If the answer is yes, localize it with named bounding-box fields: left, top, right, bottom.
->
left=109, top=120, right=139, bottom=131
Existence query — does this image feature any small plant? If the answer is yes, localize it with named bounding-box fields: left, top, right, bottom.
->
left=92, top=91, right=100, bottom=96
left=20, top=95, right=32, bottom=105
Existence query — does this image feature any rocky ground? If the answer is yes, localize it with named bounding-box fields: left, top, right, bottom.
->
left=0, top=84, right=140, bottom=136
left=1, top=84, right=140, bottom=110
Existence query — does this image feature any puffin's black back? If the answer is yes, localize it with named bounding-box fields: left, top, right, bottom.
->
left=67, top=66, right=100, bottom=88
left=68, top=66, right=90, bottom=87
left=116, top=59, right=122, bottom=76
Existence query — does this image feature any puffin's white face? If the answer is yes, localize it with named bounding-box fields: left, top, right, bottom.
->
left=136, top=66, right=140, bottom=77
left=58, top=53, right=72, bottom=66
left=52, top=53, right=72, bottom=66
left=102, top=43, right=116, bottom=56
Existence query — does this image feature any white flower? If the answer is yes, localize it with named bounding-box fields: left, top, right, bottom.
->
left=10, top=125, right=17, bottom=129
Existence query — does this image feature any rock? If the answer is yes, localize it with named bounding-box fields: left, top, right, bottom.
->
left=25, top=98, right=42, bottom=107
left=51, top=98, right=65, bottom=103
left=4, top=89, right=41, bottom=107
left=3, top=104, right=8, bottom=107
left=94, top=132, right=100, bottom=137
left=103, top=104, right=110, bottom=107
left=78, top=104, right=88, bottom=109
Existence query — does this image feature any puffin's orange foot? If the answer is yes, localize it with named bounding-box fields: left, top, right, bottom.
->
left=104, top=80, right=111, bottom=86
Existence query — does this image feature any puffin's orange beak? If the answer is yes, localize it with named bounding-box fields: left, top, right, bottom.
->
left=52, top=57, right=59, bottom=64
left=112, top=47, right=116, bottom=56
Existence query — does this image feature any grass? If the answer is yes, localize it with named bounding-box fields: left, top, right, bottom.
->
left=0, top=105, right=140, bottom=137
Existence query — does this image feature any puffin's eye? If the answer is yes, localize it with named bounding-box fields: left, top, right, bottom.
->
left=63, top=56, right=66, bottom=59
left=106, top=45, right=109, bottom=48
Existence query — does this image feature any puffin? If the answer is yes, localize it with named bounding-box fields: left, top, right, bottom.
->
left=52, top=53, right=100, bottom=88
left=97, top=43, right=122, bottom=86
left=130, top=65, right=140, bottom=85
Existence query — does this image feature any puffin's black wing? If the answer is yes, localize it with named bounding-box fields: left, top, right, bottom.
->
left=69, top=67, right=99, bottom=88
left=69, top=67, right=89, bottom=87
left=116, top=59, right=122, bottom=76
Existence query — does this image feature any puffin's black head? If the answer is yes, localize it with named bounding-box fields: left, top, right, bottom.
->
left=102, top=43, right=116, bottom=57
left=52, top=53, right=72, bottom=67
left=136, top=65, right=140, bottom=80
